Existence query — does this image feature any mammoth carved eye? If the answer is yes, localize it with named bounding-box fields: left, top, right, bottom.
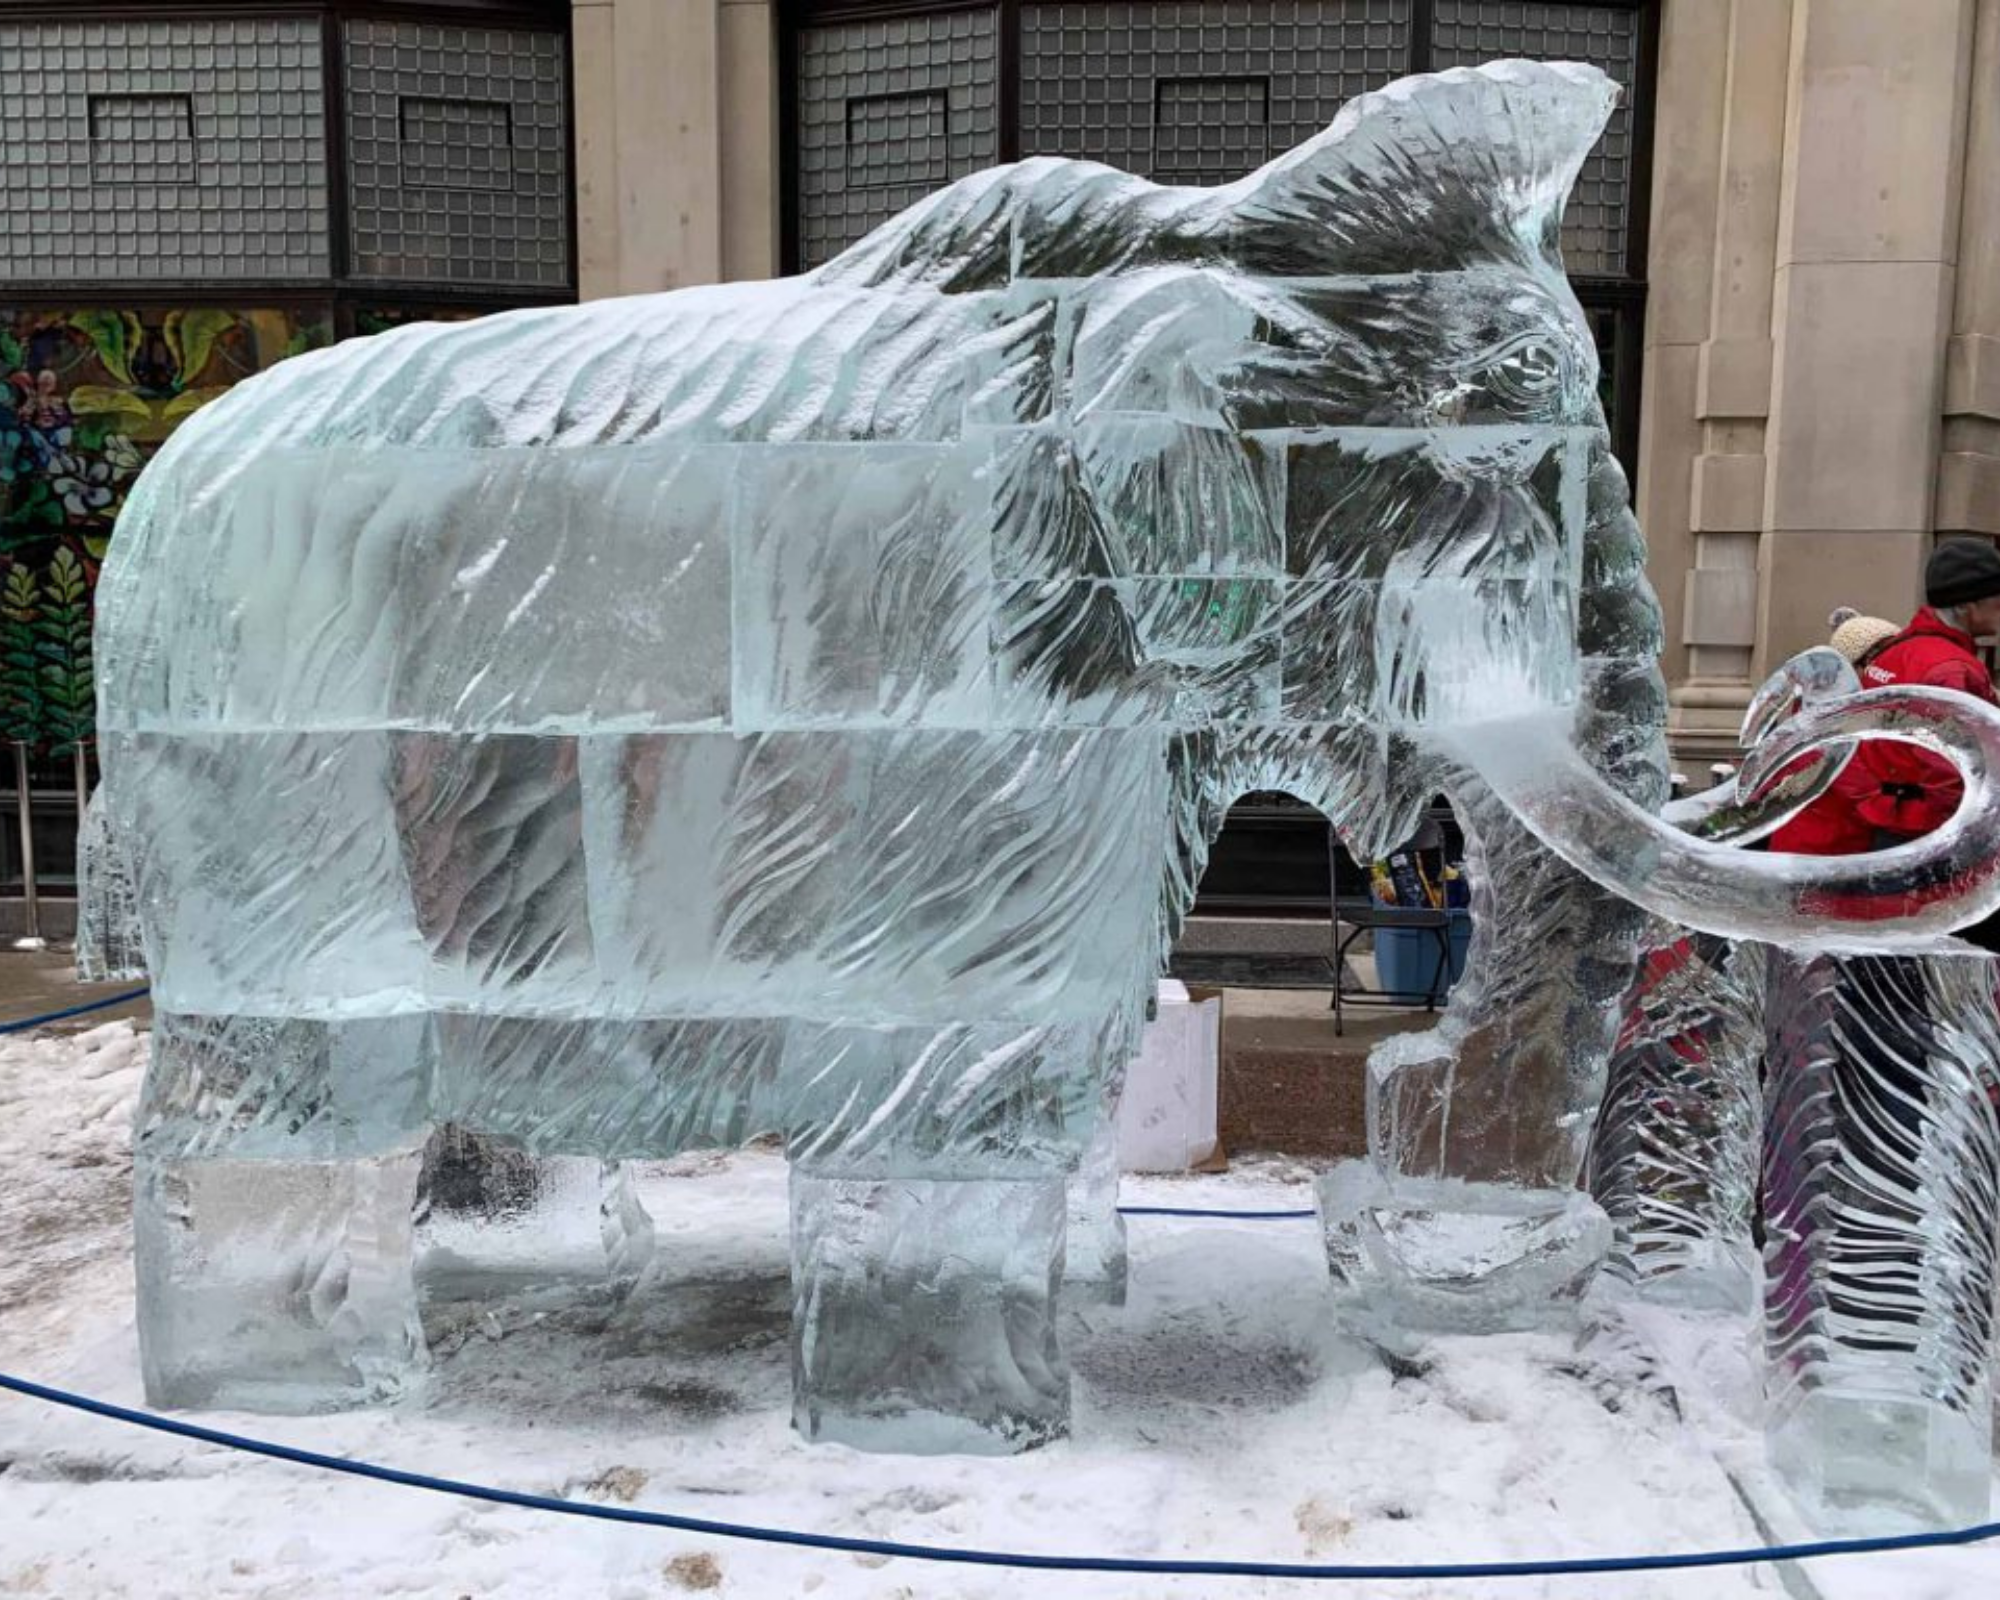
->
left=1469, top=333, right=1572, bottom=417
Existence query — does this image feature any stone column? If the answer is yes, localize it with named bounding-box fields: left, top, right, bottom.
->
left=572, top=0, right=779, bottom=298
left=1753, top=0, right=1977, bottom=672
left=1937, top=0, right=2000, bottom=540
left=1673, top=0, right=1792, bottom=759
left=1636, top=0, right=1730, bottom=730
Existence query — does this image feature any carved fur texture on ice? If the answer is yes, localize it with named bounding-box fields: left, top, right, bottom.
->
left=98, top=61, right=1668, bottom=1446
left=1589, top=928, right=1763, bottom=1310
left=1761, top=949, right=2000, bottom=1534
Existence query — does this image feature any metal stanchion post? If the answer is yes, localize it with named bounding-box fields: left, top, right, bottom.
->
left=73, top=742, right=88, bottom=825
left=12, top=740, right=45, bottom=951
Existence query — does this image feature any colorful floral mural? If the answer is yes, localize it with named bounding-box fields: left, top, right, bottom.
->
left=0, top=307, right=332, bottom=755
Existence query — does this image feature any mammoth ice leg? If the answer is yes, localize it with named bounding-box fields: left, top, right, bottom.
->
left=1762, top=950, right=1999, bottom=1535
left=414, top=1126, right=655, bottom=1307
left=781, top=1015, right=1121, bottom=1453
left=788, top=1167, right=1070, bottom=1454
left=1322, top=781, right=1638, bottom=1334
left=135, top=1012, right=432, bottom=1411
left=1064, top=1083, right=1129, bottom=1307
left=1587, top=929, right=1764, bottom=1312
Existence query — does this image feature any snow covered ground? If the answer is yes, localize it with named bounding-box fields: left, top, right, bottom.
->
left=0, top=1022, right=1991, bottom=1599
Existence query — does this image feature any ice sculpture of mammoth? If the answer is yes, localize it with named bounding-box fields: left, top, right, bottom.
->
left=89, top=60, right=2000, bottom=1451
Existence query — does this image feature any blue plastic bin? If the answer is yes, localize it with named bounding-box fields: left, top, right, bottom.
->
left=1374, top=909, right=1474, bottom=1000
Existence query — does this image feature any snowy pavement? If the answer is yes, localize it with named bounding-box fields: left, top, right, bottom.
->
left=0, top=1022, right=1992, bottom=1598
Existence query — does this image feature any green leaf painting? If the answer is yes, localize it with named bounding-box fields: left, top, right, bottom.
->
left=0, top=304, right=336, bottom=756
left=38, top=547, right=92, bottom=755
left=0, top=561, right=42, bottom=746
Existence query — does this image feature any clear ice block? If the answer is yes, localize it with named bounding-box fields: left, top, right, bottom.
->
left=136, top=1150, right=426, bottom=1411
left=1318, top=1160, right=1610, bottom=1342
left=75, top=789, right=146, bottom=983
left=414, top=1126, right=655, bottom=1304
left=789, top=1170, right=1070, bottom=1452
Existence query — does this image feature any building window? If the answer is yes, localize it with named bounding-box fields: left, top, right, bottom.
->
left=1429, top=1, right=1643, bottom=277
left=1016, top=2, right=1412, bottom=187
left=88, top=94, right=201, bottom=187
left=398, top=97, right=517, bottom=194
left=0, top=16, right=331, bottom=284
left=794, top=10, right=1001, bottom=272
left=342, top=19, right=572, bottom=288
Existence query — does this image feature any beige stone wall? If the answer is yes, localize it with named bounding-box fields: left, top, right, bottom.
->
left=572, top=0, right=779, bottom=297
left=1647, top=0, right=1997, bottom=763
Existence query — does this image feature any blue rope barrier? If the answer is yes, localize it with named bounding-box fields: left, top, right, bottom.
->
left=1117, top=1205, right=1318, bottom=1220
left=0, top=986, right=150, bottom=1035
left=3, top=1371, right=1996, bottom=1579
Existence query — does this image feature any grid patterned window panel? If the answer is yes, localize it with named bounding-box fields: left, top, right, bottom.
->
left=1429, top=1, right=1641, bottom=276
left=797, top=10, right=1001, bottom=270
left=0, top=19, right=329, bottom=284
left=846, top=91, right=952, bottom=189
left=399, top=97, right=516, bottom=194
left=342, top=20, right=571, bottom=289
left=1154, top=77, right=1272, bottom=185
left=1018, top=1, right=1413, bottom=184
left=89, top=94, right=198, bottom=186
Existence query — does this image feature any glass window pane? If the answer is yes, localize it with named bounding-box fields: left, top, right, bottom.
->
left=1429, top=1, right=1642, bottom=277
left=795, top=9, right=1002, bottom=270
left=1018, top=1, right=1415, bottom=185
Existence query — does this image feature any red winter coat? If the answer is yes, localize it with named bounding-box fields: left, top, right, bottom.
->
left=1770, top=608, right=1997, bottom=855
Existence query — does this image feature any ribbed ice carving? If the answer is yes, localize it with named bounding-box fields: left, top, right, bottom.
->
left=76, top=789, right=147, bottom=983
left=1588, top=928, right=1763, bottom=1309
left=1762, top=949, right=2000, bottom=1534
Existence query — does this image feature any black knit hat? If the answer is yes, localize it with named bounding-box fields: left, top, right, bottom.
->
left=1926, top=539, right=2000, bottom=607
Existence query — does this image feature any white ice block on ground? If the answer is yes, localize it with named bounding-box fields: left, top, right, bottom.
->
left=1115, top=980, right=1221, bottom=1172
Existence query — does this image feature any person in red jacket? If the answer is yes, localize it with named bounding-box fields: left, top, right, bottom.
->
left=1765, top=609, right=1899, bottom=856
left=1770, top=541, right=2000, bottom=861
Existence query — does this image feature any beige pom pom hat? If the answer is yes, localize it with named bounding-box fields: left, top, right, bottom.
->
left=1826, top=606, right=1900, bottom=666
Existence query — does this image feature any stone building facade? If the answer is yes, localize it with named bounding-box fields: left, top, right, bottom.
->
left=575, top=0, right=2000, bottom=767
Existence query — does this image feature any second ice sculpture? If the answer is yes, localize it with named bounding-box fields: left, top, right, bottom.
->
left=92, top=55, right=2000, bottom=1451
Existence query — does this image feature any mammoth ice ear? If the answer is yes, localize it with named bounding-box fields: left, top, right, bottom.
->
left=1209, top=59, right=1620, bottom=276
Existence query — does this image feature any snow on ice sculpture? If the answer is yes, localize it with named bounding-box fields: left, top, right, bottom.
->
left=93, top=56, right=2000, bottom=1451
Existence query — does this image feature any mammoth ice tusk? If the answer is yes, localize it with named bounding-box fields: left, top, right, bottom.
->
left=1661, top=646, right=1858, bottom=844
left=1439, top=684, right=2000, bottom=952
